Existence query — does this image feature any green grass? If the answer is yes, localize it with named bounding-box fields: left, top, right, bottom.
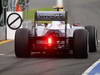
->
left=23, top=8, right=56, bottom=21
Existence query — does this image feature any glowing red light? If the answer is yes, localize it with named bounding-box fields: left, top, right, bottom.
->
left=48, top=37, right=52, bottom=44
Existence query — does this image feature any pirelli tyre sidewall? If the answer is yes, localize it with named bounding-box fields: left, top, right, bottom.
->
left=73, top=29, right=88, bottom=58
left=15, top=28, right=31, bottom=58
left=85, top=25, right=97, bottom=52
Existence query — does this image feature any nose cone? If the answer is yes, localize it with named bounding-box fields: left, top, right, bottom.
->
left=57, top=0, right=64, bottom=8
left=53, top=0, right=64, bottom=9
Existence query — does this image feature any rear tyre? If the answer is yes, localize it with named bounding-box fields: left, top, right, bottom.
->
left=15, top=28, right=31, bottom=58
left=73, top=29, right=88, bottom=58
left=85, top=25, right=97, bottom=52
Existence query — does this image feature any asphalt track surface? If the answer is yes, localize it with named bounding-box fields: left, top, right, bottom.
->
left=0, top=0, right=100, bottom=75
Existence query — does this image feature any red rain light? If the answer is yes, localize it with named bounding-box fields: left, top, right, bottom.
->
left=48, top=37, right=52, bottom=44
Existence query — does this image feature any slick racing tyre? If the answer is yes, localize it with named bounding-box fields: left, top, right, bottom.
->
left=73, top=29, right=88, bottom=58
left=15, top=28, right=31, bottom=58
left=85, top=25, right=97, bottom=52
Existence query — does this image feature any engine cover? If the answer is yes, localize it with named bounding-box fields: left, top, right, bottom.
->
left=36, top=21, right=85, bottom=37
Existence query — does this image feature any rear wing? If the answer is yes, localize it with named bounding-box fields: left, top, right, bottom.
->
left=35, top=11, right=67, bottom=22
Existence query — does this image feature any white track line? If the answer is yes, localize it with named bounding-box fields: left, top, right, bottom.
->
left=82, top=59, right=100, bottom=75
left=0, top=53, right=15, bottom=57
left=0, top=54, right=5, bottom=56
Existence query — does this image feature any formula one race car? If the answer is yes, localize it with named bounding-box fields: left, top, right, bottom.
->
left=15, top=10, right=97, bottom=58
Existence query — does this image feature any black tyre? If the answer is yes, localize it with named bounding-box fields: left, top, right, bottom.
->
left=15, top=28, right=31, bottom=58
left=73, top=29, right=88, bottom=58
left=85, top=25, right=97, bottom=52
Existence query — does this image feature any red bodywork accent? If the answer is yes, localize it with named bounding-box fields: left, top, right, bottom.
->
left=73, top=23, right=80, bottom=26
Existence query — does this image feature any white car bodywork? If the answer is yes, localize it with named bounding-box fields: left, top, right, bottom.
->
left=36, top=21, right=85, bottom=37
